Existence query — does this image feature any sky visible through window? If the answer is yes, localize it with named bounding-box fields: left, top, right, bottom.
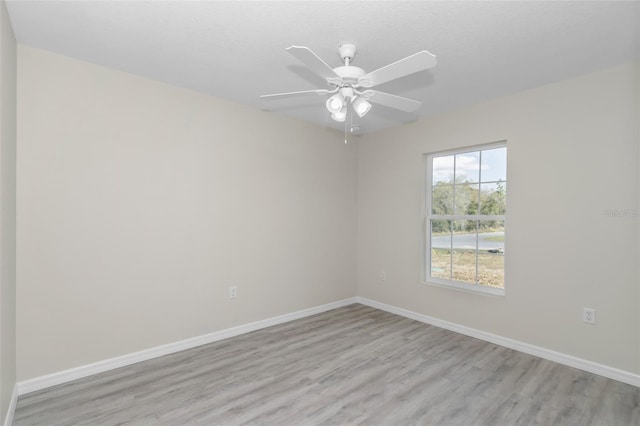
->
left=433, top=147, right=506, bottom=184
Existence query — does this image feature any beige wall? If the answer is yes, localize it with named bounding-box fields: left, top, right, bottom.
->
left=357, top=62, right=640, bottom=373
left=17, top=46, right=357, bottom=380
left=0, top=0, right=16, bottom=421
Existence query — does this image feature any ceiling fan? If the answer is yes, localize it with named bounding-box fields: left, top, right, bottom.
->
left=261, top=44, right=437, bottom=124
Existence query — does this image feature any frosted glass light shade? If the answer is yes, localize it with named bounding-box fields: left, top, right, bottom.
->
left=331, top=107, right=347, bottom=122
left=326, top=93, right=346, bottom=114
left=352, top=96, right=371, bottom=118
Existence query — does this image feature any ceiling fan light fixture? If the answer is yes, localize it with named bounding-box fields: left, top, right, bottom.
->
left=352, top=96, right=372, bottom=118
left=326, top=93, right=345, bottom=114
left=331, top=107, right=347, bottom=122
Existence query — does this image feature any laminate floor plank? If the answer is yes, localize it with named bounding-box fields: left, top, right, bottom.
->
left=13, top=304, right=640, bottom=425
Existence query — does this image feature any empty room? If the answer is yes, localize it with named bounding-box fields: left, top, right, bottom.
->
left=0, top=0, right=639, bottom=425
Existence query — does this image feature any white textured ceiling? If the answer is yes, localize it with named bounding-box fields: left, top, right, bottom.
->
left=6, top=0, right=640, bottom=134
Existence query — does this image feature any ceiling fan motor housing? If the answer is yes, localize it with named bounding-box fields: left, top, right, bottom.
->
left=332, top=66, right=366, bottom=85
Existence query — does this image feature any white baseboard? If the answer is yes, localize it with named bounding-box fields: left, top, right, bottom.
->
left=3, top=384, right=17, bottom=426
left=17, top=297, right=357, bottom=396
left=356, top=296, right=640, bottom=388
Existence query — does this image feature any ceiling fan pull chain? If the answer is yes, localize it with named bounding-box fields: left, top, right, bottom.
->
left=344, top=108, right=348, bottom=144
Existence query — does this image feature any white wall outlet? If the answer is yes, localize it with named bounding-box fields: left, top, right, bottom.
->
left=379, top=270, right=386, bottom=281
left=229, top=286, right=238, bottom=300
left=583, top=308, right=596, bottom=325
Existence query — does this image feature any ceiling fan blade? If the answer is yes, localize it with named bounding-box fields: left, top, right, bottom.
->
left=359, top=51, right=436, bottom=87
left=286, top=46, right=339, bottom=80
left=260, top=89, right=333, bottom=99
left=364, top=90, right=422, bottom=112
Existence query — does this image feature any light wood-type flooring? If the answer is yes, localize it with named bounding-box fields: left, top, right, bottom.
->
left=13, top=304, right=640, bottom=425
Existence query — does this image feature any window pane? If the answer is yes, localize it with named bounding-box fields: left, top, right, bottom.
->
left=480, top=147, right=507, bottom=182
left=431, top=249, right=451, bottom=280
left=454, top=183, right=479, bottom=215
left=480, top=182, right=506, bottom=215
left=427, top=144, right=506, bottom=293
left=431, top=219, right=451, bottom=247
left=433, top=155, right=454, bottom=184
left=431, top=220, right=451, bottom=279
left=478, top=220, right=504, bottom=288
left=432, top=184, right=453, bottom=214
left=455, top=151, right=480, bottom=183
left=452, top=220, right=477, bottom=284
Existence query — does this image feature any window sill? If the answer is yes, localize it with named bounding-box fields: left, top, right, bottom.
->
left=424, top=278, right=505, bottom=297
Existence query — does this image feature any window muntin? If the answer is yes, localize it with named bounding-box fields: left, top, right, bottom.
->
left=426, top=143, right=506, bottom=295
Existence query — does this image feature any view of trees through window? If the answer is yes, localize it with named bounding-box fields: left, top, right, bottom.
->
left=428, top=145, right=506, bottom=290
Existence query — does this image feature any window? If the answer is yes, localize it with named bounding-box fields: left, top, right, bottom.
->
left=425, top=142, right=506, bottom=296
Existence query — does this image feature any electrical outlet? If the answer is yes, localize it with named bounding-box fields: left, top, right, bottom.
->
left=583, top=308, right=596, bottom=325
left=229, top=286, right=238, bottom=300
left=379, top=270, right=386, bottom=281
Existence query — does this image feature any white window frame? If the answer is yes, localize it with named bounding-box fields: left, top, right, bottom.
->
left=424, top=141, right=506, bottom=296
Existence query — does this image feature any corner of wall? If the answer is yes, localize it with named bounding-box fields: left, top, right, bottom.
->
left=636, top=60, right=640, bottom=374
left=0, top=0, right=18, bottom=422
